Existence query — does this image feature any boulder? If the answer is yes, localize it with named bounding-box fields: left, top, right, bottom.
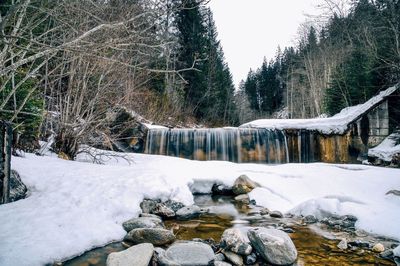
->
left=176, top=205, right=201, bottom=220
left=269, top=210, right=283, bottom=218
left=304, top=215, right=318, bottom=224
left=164, top=200, right=185, bottom=212
left=212, top=183, right=234, bottom=195
left=124, top=228, right=175, bottom=245
left=247, top=227, right=297, bottom=265
left=106, top=243, right=154, bottom=266
left=159, top=241, right=215, bottom=266
left=337, top=239, right=348, bottom=250
left=232, top=175, right=259, bottom=195
left=140, top=199, right=159, bottom=214
left=122, top=217, right=164, bottom=232
left=234, top=194, right=250, bottom=204
left=0, top=170, right=28, bottom=202
left=245, top=253, right=257, bottom=265
left=152, top=203, right=176, bottom=218
left=222, top=250, right=243, bottom=266
left=372, top=243, right=385, bottom=253
left=220, top=228, right=252, bottom=255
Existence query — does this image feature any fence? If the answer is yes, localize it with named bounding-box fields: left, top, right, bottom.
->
left=0, top=121, right=13, bottom=204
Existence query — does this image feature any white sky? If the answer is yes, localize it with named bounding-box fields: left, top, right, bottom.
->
left=208, top=0, right=323, bottom=88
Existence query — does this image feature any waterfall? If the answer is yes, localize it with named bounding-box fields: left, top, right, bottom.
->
left=144, top=128, right=291, bottom=164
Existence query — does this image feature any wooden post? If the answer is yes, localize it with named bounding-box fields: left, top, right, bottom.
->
left=0, top=123, right=4, bottom=204
left=3, top=123, right=12, bottom=204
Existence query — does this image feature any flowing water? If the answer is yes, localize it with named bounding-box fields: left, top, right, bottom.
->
left=145, top=128, right=292, bottom=163
left=63, top=195, right=396, bottom=266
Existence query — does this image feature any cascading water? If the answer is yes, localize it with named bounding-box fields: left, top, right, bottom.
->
left=145, top=128, right=291, bottom=163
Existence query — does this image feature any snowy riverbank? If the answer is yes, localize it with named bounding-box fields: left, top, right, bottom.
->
left=0, top=150, right=399, bottom=265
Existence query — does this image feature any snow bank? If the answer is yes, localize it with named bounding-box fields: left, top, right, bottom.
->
left=0, top=151, right=399, bottom=265
left=368, top=131, right=400, bottom=162
left=240, top=85, right=398, bottom=134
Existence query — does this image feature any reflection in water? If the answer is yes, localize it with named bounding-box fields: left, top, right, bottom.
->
left=63, top=195, right=395, bottom=266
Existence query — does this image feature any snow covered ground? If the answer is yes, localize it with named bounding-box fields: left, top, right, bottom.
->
left=240, top=84, right=398, bottom=134
left=0, top=150, right=399, bottom=266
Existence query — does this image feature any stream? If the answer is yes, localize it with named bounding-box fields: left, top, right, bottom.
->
left=63, top=195, right=397, bottom=266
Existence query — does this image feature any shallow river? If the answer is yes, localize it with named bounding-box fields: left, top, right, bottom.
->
left=63, top=195, right=396, bottom=266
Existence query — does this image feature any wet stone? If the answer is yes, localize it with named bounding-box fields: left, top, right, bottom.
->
left=140, top=199, right=159, bottom=214
left=270, top=210, right=283, bottom=218
left=304, top=215, right=318, bottom=224
left=220, top=228, right=252, bottom=256
left=176, top=205, right=201, bottom=220
left=337, top=239, right=348, bottom=250
left=234, top=194, right=250, bottom=204
left=124, top=228, right=175, bottom=245
left=164, top=200, right=185, bottom=212
left=232, top=175, right=259, bottom=195
left=212, top=183, right=234, bottom=195
left=159, top=241, right=214, bottom=266
left=106, top=243, right=154, bottom=266
left=222, top=250, right=244, bottom=266
left=122, top=217, right=164, bottom=232
left=248, top=227, right=297, bottom=266
left=380, top=249, right=394, bottom=259
left=152, top=203, right=176, bottom=218
left=245, top=253, right=257, bottom=265
left=372, top=243, right=385, bottom=253
left=348, top=240, right=370, bottom=248
left=259, top=208, right=269, bottom=215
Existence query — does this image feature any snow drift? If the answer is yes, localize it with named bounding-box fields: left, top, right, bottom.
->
left=0, top=150, right=399, bottom=265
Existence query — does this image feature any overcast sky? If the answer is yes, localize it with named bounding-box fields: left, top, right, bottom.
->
left=208, top=0, right=322, bottom=88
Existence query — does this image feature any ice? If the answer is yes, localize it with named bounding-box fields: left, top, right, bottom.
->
left=0, top=150, right=399, bottom=265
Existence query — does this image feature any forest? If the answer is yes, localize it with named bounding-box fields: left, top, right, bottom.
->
left=1, top=0, right=400, bottom=158
left=240, top=0, right=400, bottom=120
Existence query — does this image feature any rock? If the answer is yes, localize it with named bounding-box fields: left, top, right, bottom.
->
left=212, top=183, right=234, bottom=195
left=304, top=215, right=318, bottom=224
left=122, top=217, right=164, bottom=232
left=0, top=170, right=28, bottom=202
left=372, top=243, right=385, bottom=253
left=214, top=253, right=225, bottom=261
left=234, top=194, right=250, bottom=204
left=232, top=175, right=259, bottom=195
left=222, top=250, right=243, bottom=266
left=270, top=210, right=283, bottom=218
left=348, top=240, right=370, bottom=248
left=245, top=253, right=257, bottom=265
left=322, top=214, right=357, bottom=229
left=220, top=228, right=252, bottom=255
left=247, top=227, right=297, bottom=265
left=393, top=245, right=400, bottom=257
left=380, top=249, right=394, bottom=259
left=164, top=200, right=185, bottom=212
left=139, top=213, right=162, bottom=219
left=159, top=241, right=214, bottom=266
left=175, top=205, right=201, bottom=220
left=214, top=262, right=232, bottom=266
left=152, top=203, right=176, bottom=218
left=140, top=199, right=159, bottom=214
left=337, top=239, right=348, bottom=250
left=124, top=228, right=175, bottom=245
left=260, top=208, right=269, bottom=215
left=106, top=243, right=154, bottom=266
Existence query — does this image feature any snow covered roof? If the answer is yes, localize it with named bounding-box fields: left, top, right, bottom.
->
left=240, top=84, right=399, bottom=134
